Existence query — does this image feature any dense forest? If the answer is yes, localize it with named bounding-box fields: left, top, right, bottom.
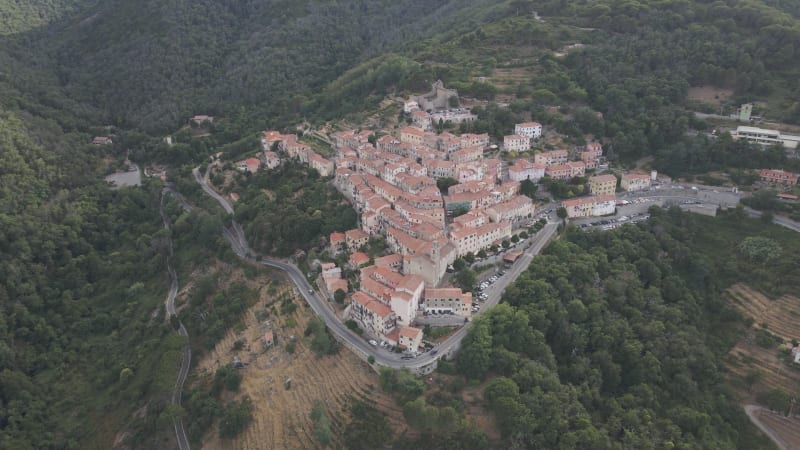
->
left=0, top=0, right=516, bottom=133
left=231, top=162, right=358, bottom=257
left=453, top=207, right=798, bottom=449
left=0, top=110, right=190, bottom=448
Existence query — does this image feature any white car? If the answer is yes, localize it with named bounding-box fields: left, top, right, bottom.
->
left=369, top=339, right=378, bottom=346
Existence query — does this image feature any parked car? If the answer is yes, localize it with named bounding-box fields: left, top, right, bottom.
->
left=369, top=339, right=378, bottom=346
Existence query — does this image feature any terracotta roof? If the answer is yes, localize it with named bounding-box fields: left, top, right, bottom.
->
left=346, top=229, right=368, bottom=240
left=401, top=126, right=425, bottom=136
left=562, top=194, right=617, bottom=208
left=352, top=291, right=393, bottom=318
left=374, top=253, right=403, bottom=267
left=399, top=326, right=422, bottom=340
left=349, top=252, right=370, bottom=266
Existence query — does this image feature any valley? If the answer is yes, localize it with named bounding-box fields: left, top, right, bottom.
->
left=3, top=0, right=800, bottom=448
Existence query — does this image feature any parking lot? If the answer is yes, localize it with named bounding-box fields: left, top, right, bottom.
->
left=472, top=269, right=507, bottom=314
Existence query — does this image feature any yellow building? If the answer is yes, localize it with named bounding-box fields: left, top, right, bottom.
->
left=588, top=174, right=617, bottom=195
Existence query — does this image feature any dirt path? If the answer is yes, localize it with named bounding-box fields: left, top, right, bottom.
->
left=744, top=405, right=795, bottom=450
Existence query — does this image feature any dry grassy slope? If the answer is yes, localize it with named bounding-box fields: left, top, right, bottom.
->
left=195, top=283, right=408, bottom=450
left=724, top=284, right=800, bottom=395
left=752, top=409, right=800, bottom=450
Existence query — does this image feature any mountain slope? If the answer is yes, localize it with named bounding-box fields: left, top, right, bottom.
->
left=29, top=0, right=511, bottom=131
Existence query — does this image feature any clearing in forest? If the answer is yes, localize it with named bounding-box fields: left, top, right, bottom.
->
left=196, top=283, right=407, bottom=450
left=724, top=284, right=800, bottom=395
left=687, top=86, right=733, bottom=106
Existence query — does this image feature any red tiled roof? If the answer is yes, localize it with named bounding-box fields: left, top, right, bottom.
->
left=399, top=326, right=422, bottom=340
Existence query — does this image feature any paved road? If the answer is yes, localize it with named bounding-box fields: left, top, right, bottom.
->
left=193, top=167, right=560, bottom=370
left=743, top=207, right=800, bottom=232
left=160, top=190, right=191, bottom=450
left=192, top=166, right=233, bottom=214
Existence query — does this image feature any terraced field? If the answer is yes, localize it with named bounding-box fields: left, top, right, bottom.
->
left=727, top=284, right=800, bottom=341
left=748, top=406, right=800, bottom=450
left=197, top=285, right=407, bottom=449
left=725, top=284, right=800, bottom=395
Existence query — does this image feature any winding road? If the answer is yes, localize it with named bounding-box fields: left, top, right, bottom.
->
left=191, top=166, right=559, bottom=371
left=189, top=169, right=800, bottom=370
left=181, top=163, right=800, bottom=449
left=160, top=189, right=192, bottom=450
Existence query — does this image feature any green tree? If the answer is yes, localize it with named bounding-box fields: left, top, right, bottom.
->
left=738, top=236, right=782, bottom=265
left=520, top=179, right=538, bottom=198
left=455, top=268, right=477, bottom=292
left=214, top=364, right=242, bottom=393
left=310, top=401, right=332, bottom=446
left=334, top=288, right=347, bottom=304
left=464, top=252, right=476, bottom=264
left=437, top=177, right=459, bottom=193
left=219, top=397, right=253, bottom=438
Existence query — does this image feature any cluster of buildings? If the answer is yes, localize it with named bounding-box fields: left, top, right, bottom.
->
left=508, top=140, right=604, bottom=183
left=759, top=169, right=798, bottom=186
left=261, top=131, right=333, bottom=176
left=502, top=122, right=544, bottom=152
left=561, top=169, right=655, bottom=219
left=257, top=121, right=543, bottom=352
left=248, top=100, right=659, bottom=348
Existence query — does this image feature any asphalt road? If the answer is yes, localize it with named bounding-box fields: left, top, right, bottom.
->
left=193, top=167, right=560, bottom=370
left=161, top=189, right=191, bottom=450
left=192, top=166, right=233, bottom=214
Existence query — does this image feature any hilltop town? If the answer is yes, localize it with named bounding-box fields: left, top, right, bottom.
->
left=225, top=85, right=686, bottom=353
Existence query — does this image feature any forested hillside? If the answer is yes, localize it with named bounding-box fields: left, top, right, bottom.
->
left=0, top=0, right=90, bottom=34
left=0, top=109, right=188, bottom=448
left=455, top=208, right=795, bottom=449
left=318, top=0, right=800, bottom=167
left=1, top=0, right=512, bottom=132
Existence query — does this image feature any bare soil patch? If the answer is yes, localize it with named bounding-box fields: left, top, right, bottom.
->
left=687, top=86, right=733, bottom=106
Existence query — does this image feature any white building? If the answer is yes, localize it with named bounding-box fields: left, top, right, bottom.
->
left=398, top=326, right=423, bottom=353
left=732, top=126, right=800, bottom=149
left=503, top=134, right=530, bottom=152
left=423, top=288, right=472, bottom=316
left=508, top=160, right=545, bottom=182
left=562, top=195, right=616, bottom=218
left=620, top=173, right=652, bottom=191
left=449, top=221, right=512, bottom=256
left=404, top=100, right=420, bottom=113
left=515, top=122, right=542, bottom=139
left=485, top=196, right=535, bottom=223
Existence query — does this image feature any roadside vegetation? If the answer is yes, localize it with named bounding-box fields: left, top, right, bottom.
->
left=453, top=206, right=794, bottom=448
left=232, top=162, right=357, bottom=257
